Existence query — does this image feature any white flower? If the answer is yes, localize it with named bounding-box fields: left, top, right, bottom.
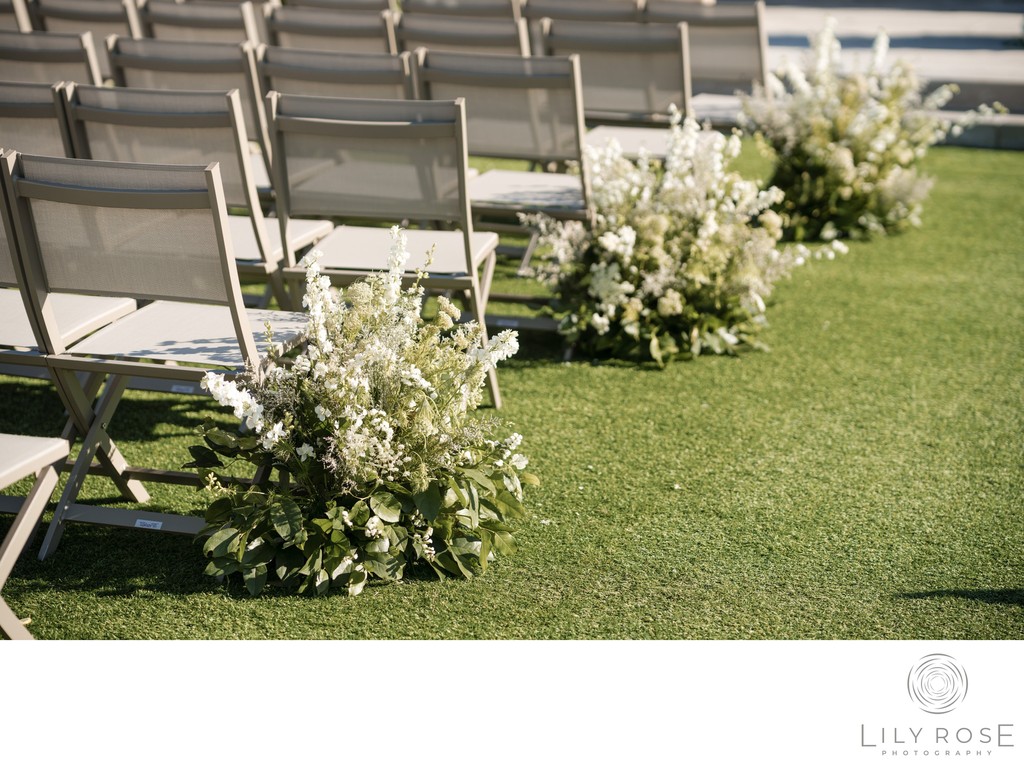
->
left=296, top=443, right=315, bottom=461
left=315, top=404, right=331, bottom=422
left=260, top=421, right=286, bottom=450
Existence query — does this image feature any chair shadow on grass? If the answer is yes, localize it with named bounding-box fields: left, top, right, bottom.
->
left=897, top=589, right=1024, bottom=607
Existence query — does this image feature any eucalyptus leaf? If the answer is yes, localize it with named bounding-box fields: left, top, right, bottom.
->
left=369, top=492, right=402, bottom=523
left=413, top=482, right=442, bottom=523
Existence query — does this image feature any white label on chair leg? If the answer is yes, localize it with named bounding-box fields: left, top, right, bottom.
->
left=135, top=519, right=164, bottom=530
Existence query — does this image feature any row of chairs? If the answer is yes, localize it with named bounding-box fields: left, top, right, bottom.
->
left=0, top=0, right=767, bottom=125
left=1, top=90, right=515, bottom=570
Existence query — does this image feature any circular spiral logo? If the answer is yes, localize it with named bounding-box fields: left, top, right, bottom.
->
left=908, top=654, right=968, bottom=714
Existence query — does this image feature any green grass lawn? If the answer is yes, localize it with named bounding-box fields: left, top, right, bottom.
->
left=1, top=145, right=1021, bottom=639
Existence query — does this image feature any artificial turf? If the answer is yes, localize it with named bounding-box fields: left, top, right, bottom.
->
left=0, top=145, right=1021, bottom=639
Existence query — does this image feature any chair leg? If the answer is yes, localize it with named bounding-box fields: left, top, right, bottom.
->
left=0, top=462, right=61, bottom=640
left=467, top=271, right=502, bottom=410
left=52, top=370, right=149, bottom=505
left=39, top=375, right=131, bottom=561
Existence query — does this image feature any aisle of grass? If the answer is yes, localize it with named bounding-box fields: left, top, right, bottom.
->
left=1, top=146, right=1021, bottom=639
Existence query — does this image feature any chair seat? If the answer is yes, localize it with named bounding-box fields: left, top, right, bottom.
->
left=226, top=215, right=333, bottom=264
left=293, top=225, right=499, bottom=278
left=64, top=302, right=307, bottom=368
left=586, top=124, right=726, bottom=160
left=468, top=169, right=587, bottom=219
left=0, top=434, right=69, bottom=490
left=691, top=93, right=743, bottom=127
left=0, top=289, right=136, bottom=350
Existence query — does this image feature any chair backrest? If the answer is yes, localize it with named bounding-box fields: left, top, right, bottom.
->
left=0, top=0, right=31, bottom=32
left=61, top=83, right=259, bottom=217
left=267, top=92, right=475, bottom=267
left=522, top=0, right=640, bottom=23
left=262, top=5, right=397, bottom=54
left=402, top=0, right=521, bottom=21
left=0, top=29, right=103, bottom=85
left=412, top=48, right=584, bottom=165
left=0, top=151, right=257, bottom=360
left=392, top=11, right=529, bottom=55
left=644, top=0, right=767, bottom=96
left=255, top=45, right=413, bottom=102
left=540, top=18, right=691, bottom=125
left=28, top=0, right=142, bottom=79
left=136, top=0, right=260, bottom=46
left=0, top=80, right=69, bottom=160
left=106, top=35, right=268, bottom=159
left=282, top=0, right=395, bottom=9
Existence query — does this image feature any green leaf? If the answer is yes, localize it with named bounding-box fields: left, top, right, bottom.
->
left=460, top=468, right=496, bottom=494
left=270, top=497, right=303, bottom=540
left=413, top=483, right=443, bottom=523
left=490, top=530, right=517, bottom=557
left=203, top=528, right=239, bottom=559
left=206, top=430, right=239, bottom=449
left=347, top=569, right=367, bottom=596
left=520, top=471, right=540, bottom=487
left=349, top=500, right=371, bottom=526
left=243, top=563, right=268, bottom=596
left=369, top=492, right=402, bottom=523
left=184, top=445, right=223, bottom=469
left=275, top=547, right=305, bottom=582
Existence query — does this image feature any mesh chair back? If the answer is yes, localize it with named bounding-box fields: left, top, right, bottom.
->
left=139, top=0, right=260, bottom=46
left=263, top=6, right=396, bottom=54
left=284, top=0, right=394, bottom=9
left=29, top=0, right=142, bottom=79
left=402, top=0, right=521, bottom=21
left=61, top=84, right=256, bottom=213
left=522, top=0, right=640, bottom=23
left=2, top=153, right=242, bottom=312
left=256, top=45, right=413, bottom=102
left=0, top=82, right=68, bottom=287
left=644, top=0, right=767, bottom=96
left=413, top=49, right=583, bottom=163
left=393, top=12, right=529, bottom=55
left=0, top=29, right=103, bottom=85
left=268, top=92, right=470, bottom=226
left=1, top=0, right=32, bottom=32
left=107, top=36, right=267, bottom=152
left=541, top=18, right=691, bottom=124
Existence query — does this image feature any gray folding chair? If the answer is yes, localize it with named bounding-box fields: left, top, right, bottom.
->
left=391, top=10, right=530, bottom=55
left=133, top=0, right=261, bottom=46
left=254, top=45, right=414, bottom=103
left=27, top=0, right=142, bottom=81
left=413, top=48, right=592, bottom=269
left=0, top=28, right=103, bottom=85
left=540, top=17, right=692, bottom=126
left=0, top=433, right=68, bottom=639
left=401, top=0, right=522, bottom=21
left=1, top=151, right=308, bottom=558
left=0, top=0, right=31, bottom=32
left=262, top=5, right=397, bottom=54
left=644, top=0, right=768, bottom=126
left=106, top=35, right=272, bottom=192
left=60, top=83, right=331, bottom=309
left=266, top=92, right=503, bottom=407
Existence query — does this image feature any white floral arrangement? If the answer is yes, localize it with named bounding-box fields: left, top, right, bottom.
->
left=190, top=228, right=534, bottom=596
left=528, top=113, right=833, bottom=364
left=740, top=19, right=996, bottom=241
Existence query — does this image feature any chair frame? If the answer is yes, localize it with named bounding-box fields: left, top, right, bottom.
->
left=391, top=9, right=530, bottom=56
left=1, top=150, right=305, bottom=557
left=261, top=5, right=398, bottom=55
left=4, top=0, right=34, bottom=32
left=131, top=0, right=262, bottom=47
